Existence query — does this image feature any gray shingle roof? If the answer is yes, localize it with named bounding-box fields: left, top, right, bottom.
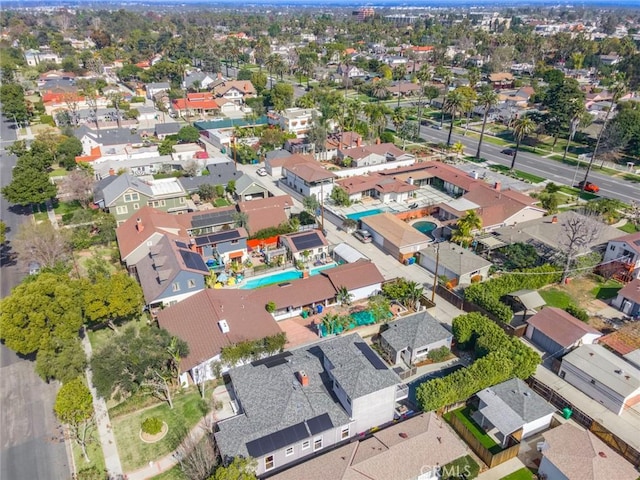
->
left=154, top=122, right=181, bottom=136
left=95, top=174, right=154, bottom=206
left=476, top=378, right=555, bottom=435
left=77, top=126, right=143, bottom=146
left=178, top=161, right=240, bottom=193
left=419, top=241, right=492, bottom=276
left=380, top=311, right=451, bottom=353
left=234, top=173, right=268, bottom=194
left=215, top=333, right=399, bottom=460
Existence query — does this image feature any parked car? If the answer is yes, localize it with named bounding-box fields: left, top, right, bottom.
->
left=431, top=124, right=443, bottom=130
left=353, top=229, right=373, bottom=243
left=28, top=261, right=41, bottom=276
left=577, top=181, right=600, bottom=193
left=256, top=168, right=268, bottom=176
left=501, top=148, right=515, bottom=156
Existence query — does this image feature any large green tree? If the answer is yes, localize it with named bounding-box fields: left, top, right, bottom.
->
left=0, top=273, right=83, bottom=355
left=54, top=378, right=94, bottom=463
left=269, top=82, right=294, bottom=112
left=209, top=457, right=257, bottom=480
left=82, top=273, right=144, bottom=332
left=2, top=162, right=57, bottom=206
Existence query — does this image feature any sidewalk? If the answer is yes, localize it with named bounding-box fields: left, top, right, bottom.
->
left=80, top=331, right=124, bottom=477
left=45, top=198, right=58, bottom=228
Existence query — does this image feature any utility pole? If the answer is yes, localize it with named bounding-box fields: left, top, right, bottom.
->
left=320, top=181, right=325, bottom=231
left=431, top=243, right=440, bottom=303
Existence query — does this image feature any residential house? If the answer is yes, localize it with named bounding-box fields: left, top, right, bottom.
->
left=284, top=137, right=313, bottom=155
left=212, top=80, right=256, bottom=105
left=612, top=278, right=640, bottom=318
left=282, top=155, right=336, bottom=200
left=214, top=333, right=405, bottom=476
left=525, top=307, right=603, bottom=357
left=323, top=131, right=362, bottom=160
left=184, top=207, right=237, bottom=236
left=475, top=378, right=556, bottom=447
left=116, top=206, right=189, bottom=268
left=337, top=173, right=417, bottom=204
left=599, top=54, right=621, bottom=66
left=154, top=122, right=181, bottom=140
left=269, top=108, right=318, bottom=135
left=418, top=241, right=492, bottom=286
left=388, top=81, right=422, bottom=98
left=24, top=48, right=61, bottom=66
left=280, top=230, right=329, bottom=263
left=332, top=243, right=369, bottom=264
left=171, top=143, right=206, bottom=162
left=192, top=228, right=248, bottom=268
left=490, top=212, right=623, bottom=262
left=146, top=82, right=171, bottom=100
left=360, top=213, right=433, bottom=263
left=379, top=311, right=453, bottom=366
left=488, top=72, right=515, bottom=88
left=233, top=174, right=271, bottom=202
left=271, top=412, right=468, bottom=480
left=37, top=70, right=75, bottom=87
left=156, top=288, right=283, bottom=385
left=264, top=150, right=292, bottom=177
left=559, top=344, right=640, bottom=415
left=172, top=92, right=219, bottom=116
left=537, top=423, right=638, bottom=480
left=602, top=232, right=640, bottom=283
left=178, top=158, right=241, bottom=194
left=134, top=234, right=209, bottom=307
left=76, top=126, right=145, bottom=157
left=337, top=143, right=415, bottom=169
left=238, top=195, right=293, bottom=236
left=93, top=174, right=189, bottom=225
left=336, top=63, right=367, bottom=79
left=183, top=71, right=217, bottom=90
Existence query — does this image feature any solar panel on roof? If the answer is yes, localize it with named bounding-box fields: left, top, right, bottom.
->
left=175, top=241, right=188, bottom=249
left=191, top=210, right=235, bottom=229
left=355, top=341, right=387, bottom=370
left=251, top=351, right=292, bottom=368
left=246, top=422, right=309, bottom=458
left=290, top=232, right=322, bottom=251
left=179, top=250, right=207, bottom=271
left=194, top=230, right=241, bottom=246
left=306, top=413, right=333, bottom=435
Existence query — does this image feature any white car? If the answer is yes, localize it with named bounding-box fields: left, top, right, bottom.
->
left=256, top=168, right=268, bottom=176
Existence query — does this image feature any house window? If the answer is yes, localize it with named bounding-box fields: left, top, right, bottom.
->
left=265, top=456, right=274, bottom=471
left=179, top=197, right=185, bottom=204
left=341, top=426, right=350, bottom=440
left=313, top=436, right=323, bottom=451
left=172, top=282, right=180, bottom=292
left=301, top=440, right=310, bottom=450
left=231, top=239, right=239, bottom=244
left=285, top=447, right=294, bottom=456
left=133, top=203, right=139, bottom=210
left=124, top=192, right=139, bottom=202
left=609, top=245, right=615, bottom=251
left=188, top=279, right=196, bottom=288
left=115, top=205, right=128, bottom=215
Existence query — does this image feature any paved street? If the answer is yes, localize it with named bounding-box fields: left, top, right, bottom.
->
left=0, top=112, right=72, bottom=480
left=413, top=122, right=640, bottom=204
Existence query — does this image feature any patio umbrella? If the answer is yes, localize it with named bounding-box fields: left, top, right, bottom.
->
left=218, top=272, right=228, bottom=282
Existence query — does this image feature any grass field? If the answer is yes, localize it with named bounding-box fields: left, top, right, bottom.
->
left=444, top=407, right=501, bottom=454
left=213, top=198, right=230, bottom=207
left=558, top=186, right=598, bottom=201
left=591, top=279, right=623, bottom=300
left=72, top=426, right=106, bottom=478
left=539, top=288, right=574, bottom=309
left=151, top=465, right=188, bottom=479
left=500, top=467, right=537, bottom=480
left=112, top=390, right=209, bottom=471
left=619, top=222, right=640, bottom=234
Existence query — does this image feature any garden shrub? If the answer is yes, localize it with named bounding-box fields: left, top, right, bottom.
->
left=565, top=304, right=589, bottom=322
left=141, top=416, right=163, bottom=435
left=426, top=346, right=450, bottom=363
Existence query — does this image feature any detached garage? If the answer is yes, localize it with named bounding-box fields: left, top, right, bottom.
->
left=360, top=213, right=432, bottom=263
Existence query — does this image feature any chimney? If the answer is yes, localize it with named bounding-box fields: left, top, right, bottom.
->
left=297, top=370, right=309, bottom=386
left=551, top=216, right=558, bottom=224
left=376, top=137, right=381, bottom=144
left=189, top=238, right=197, bottom=251
left=136, top=218, right=144, bottom=232
left=356, top=137, right=361, bottom=147
left=494, top=181, right=501, bottom=191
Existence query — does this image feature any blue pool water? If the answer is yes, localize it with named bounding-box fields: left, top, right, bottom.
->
left=413, top=221, right=437, bottom=237
left=346, top=208, right=386, bottom=221
left=240, top=263, right=336, bottom=289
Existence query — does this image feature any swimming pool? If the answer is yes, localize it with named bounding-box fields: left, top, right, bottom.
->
left=346, top=208, right=386, bottom=221
left=240, top=263, right=336, bottom=289
left=413, top=221, right=437, bottom=237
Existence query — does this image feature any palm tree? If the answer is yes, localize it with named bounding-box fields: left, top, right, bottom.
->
left=444, top=89, right=467, bottom=146
left=436, top=66, right=454, bottom=127
left=561, top=114, right=581, bottom=164
left=414, top=65, right=431, bottom=139
left=475, top=87, right=499, bottom=159
left=460, top=86, right=477, bottom=136
left=336, top=286, right=354, bottom=307
left=364, top=103, right=390, bottom=141
left=511, top=116, right=536, bottom=170
left=391, top=107, right=406, bottom=147
left=372, top=78, right=391, bottom=102
left=451, top=210, right=483, bottom=247
left=265, top=54, right=286, bottom=89
left=404, top=281, right=423, bottom=310
left=451, top=141, right=464, bottom=159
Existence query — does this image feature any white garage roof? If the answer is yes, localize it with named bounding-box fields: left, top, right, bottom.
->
left=333, top=242, right=369, bottom=263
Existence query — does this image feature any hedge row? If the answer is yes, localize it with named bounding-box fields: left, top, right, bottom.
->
left=416, top=313, right=540, bottom=412
left=463, top=265, right=561, bottom=322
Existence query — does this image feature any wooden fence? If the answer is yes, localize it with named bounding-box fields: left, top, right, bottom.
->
left=446, top=411, right=521, bottom=469
left=527, top=377, right=640, bottom=467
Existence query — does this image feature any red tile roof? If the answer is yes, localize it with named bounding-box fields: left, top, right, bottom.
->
left=238, top=195, right=293, bottom=235
left=157, top=289, right=283, bottom=371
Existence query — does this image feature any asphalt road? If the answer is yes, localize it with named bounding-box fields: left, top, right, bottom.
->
left=0, top=113, right=71, bottom=480
left=414, top=122, right=640, bottom=205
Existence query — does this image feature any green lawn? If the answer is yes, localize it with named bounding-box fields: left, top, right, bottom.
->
left=441, top=454, right=480, bottom=480
left=539, top=288, right=574, bottom=309
left=621, top=173, right=640, bottom=183
left=151, top=465, right=188, bottom=479
left=486, top=165, right=545, bottom=184
left=49, top=167, right=68, bottom=177
left=73, top=427, right=106, bottom=478
left=53, top=200, right=83, bottom=215
left=557, top=186, right=598, bottom=201
left=213, top=198, right=230, bottom=207
left=500, top=467, right=537, bottom=480
left=112, top=390, right=209, bottom=471
left=591, top=280, right=623, bottom=300
left=444, top=407, right=501, bottom=454
left=619, top=222, right=640, bottom=234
